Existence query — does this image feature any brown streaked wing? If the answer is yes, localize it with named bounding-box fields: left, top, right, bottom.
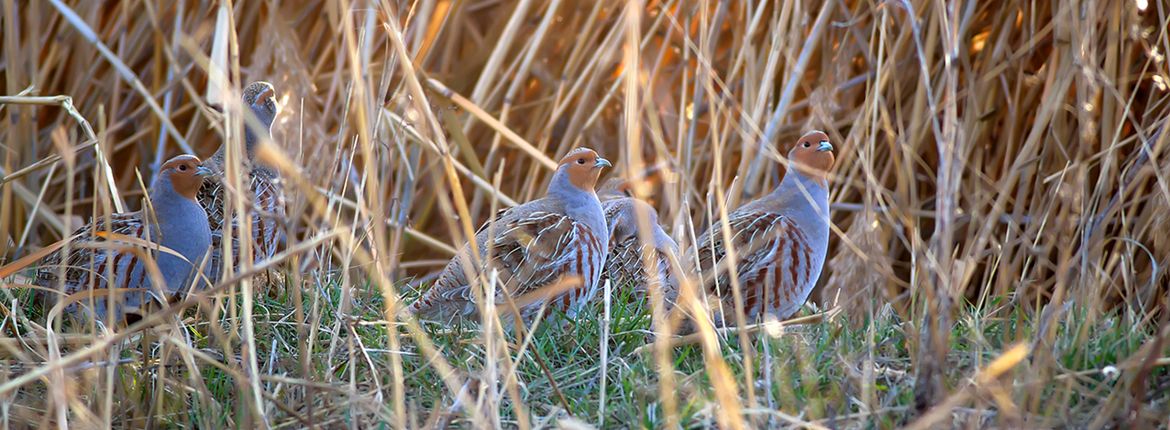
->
left=249, top=174, right=286, bottom=259
left=491, top=211, right=606, bottom=317
left=698, top=211, right=814, bottom=320
left=491, top=211, right=584, bottom=297
left=408, top=206, right=525, bottom=318
left=697, top=212, right=794, bottom=294
left=605, top=237, right=669, bottom=291
left=35, top=212, right=148, bottom=293
left=196, top=176, right=227, bottom=233
left=413, top=209, right=605, bottom=320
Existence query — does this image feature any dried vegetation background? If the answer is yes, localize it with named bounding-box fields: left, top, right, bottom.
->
left=1, top=0, right=1169, bottom=428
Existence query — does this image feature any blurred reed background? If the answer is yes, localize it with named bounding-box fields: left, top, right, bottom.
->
left=1, top=0, right=1168, bottom=428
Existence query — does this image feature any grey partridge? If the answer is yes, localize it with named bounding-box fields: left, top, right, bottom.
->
left=695, top=130, right=835, bottom=326
left=410, top=148, right=612, bottom=324
left=196, top=81, right=286, bottom=280
left=598, top=177, right=679, bottom=308
left=36, top=155, right=214, bottom=323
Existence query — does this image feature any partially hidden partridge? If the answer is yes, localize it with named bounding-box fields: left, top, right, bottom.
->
left=196, top=81, right=286, bottom=280
left=695, top=130, right=835, bottom=325
left=410, top=148, right=612, bottom=324
left=598, top=177, right=679, bottom=307
left=35, top=155, right=214, bottom=323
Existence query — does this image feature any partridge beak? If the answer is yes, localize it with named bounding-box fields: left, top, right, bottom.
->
left=195, top=165, right=215, bottom=177
left=817, top=141, right=834, bottom=152
left=594, top=157, right=612, bottom=169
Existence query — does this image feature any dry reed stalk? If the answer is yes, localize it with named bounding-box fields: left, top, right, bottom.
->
left=1, top=0, right=1168, bottom=427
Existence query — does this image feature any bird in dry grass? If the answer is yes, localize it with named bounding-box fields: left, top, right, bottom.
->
left=598, top=177, right=679, bottom=308
left=35, top=155, right=214, bottom=323
left=695, top=130, right=835, bottom=326
left=410, top=148, right=612, bottom=324
left=197, top=81, right=286, bottom=280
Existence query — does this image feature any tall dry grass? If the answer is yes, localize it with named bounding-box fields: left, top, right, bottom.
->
left=1, top=0, right=1168, bottom=428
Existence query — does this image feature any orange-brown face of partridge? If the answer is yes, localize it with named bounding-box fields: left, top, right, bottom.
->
left=160, top=155, right=214, bottom=201
left=788, top=130, right=835, bottom=184
left=559, top=148, right=612, bottom=192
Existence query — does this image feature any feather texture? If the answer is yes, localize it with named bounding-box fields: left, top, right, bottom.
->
left=696, top=211, right=816, bottom=322
left=412, top=208, right=607, bottom=322
left=197, top=168, right=285, bottom=278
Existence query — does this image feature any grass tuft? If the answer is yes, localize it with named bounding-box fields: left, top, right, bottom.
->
left=2, top=0, right=1169, bottom=427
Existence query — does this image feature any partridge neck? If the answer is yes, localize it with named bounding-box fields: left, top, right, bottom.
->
left=149, top=180, right=210, bottom=258
left=548, top=169, right=597, bottom=202
left=210, top=107, right=272, bottom=168
left=210, top=147, right=247, bottom=174
left=548, top=171, right=607, bottom=238
left=651, top=224, right=678, bottom=252
left=769, top=170, right=830, bottom=222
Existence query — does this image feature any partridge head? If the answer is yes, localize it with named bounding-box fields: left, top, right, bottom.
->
left=598, top=163, right=671, bottom=201
left=242, top=81, right=279, bottom=156
left=205, top=81, right=279, bottom=165
left=553, top=147, right=611, bottom=194
left=787, top=130, right=835, bottom=185
left=157, top=154, right=215, bottom=200
left=598, top=177, right=631, bottom=200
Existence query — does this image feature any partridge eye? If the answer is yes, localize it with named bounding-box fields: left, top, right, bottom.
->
left=178, top=164, right=188, bottom=171
left=577, top=158, right=586, bottom=165
left=803, top=142, right=810, bottom=148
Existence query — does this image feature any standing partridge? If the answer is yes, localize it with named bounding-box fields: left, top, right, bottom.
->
left=410, top=148, right=612, bottom=324
left=695, top=130, right=835, bottom=325
left=36, top=155, right=214, bottom=323
left=598, top=178, right=679, bottom=307
left=196, top=81, right=286, bottom=280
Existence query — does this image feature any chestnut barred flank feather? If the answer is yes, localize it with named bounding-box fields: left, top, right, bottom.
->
left=35, top=212, right=151, bottom=314
left=697, top=212, right=818, bottom=323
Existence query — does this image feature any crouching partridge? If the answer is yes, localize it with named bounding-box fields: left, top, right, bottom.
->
left=410, top=148, right=612, bottom=325
left=197, top=81, right=286, bottom=280
left=35, top=155, right=214, bottom=323
left=695, top=130, right=835, bottom=326
left=598, top=178, right=679, bottom=307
